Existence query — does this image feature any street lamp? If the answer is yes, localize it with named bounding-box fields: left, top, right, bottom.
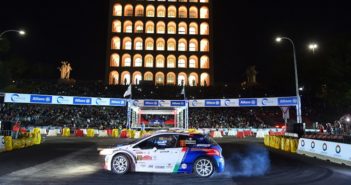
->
left=275, top=36, right=302, bottom=123
left=0, top=29, right=26, bottom=40
left=308, top=43, right=318, bottom=54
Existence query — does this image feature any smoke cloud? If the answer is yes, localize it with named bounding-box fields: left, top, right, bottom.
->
left=216, top=145, right=270, bottom=177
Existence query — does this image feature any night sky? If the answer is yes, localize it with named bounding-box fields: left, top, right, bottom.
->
left=1, top=0, right=351, bottom=86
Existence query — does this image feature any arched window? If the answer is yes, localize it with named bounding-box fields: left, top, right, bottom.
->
left=200, top=22, right=209, bottom=35
left=135, top=5, right=144, bottom=17
left=178, top=73, right=187, bottom=86
left=178, top=22, right=187, bottom=35
left=109, top=71, right=119, bottom=85
left=189, top=55, right=198, bottom=68
left=133, top=54, right=143, bottom=67
left=168, top=6, right=177, bottom=18
left=132, top=71, right=142, bottom=85
left=146, top=5, right=155, bottom=17
left=144, top=72, right=153, bottom=81
left=178, top=6, right=187, bottom=18
left=121, top=71, right=131, bottom=85
left=200, top=55, right=210, bottom=69
left=112, top=20, right=121, bottom=33
left=167, top=22, right=176, bottom=34
left=145, top=37, right=154, bottom=50
left=156, top=38, right=165, bottom=51
left=123, top=20, right=133, bottom=33
left=155, top=72, right=165, bottom=85
left=124, top=4, right=133, bottom=16
left=167, top=38, right=176, bottom=51
left=189, top=6, right=198, bottom=18
left=134, top=37, right=143, bottom=50
left=200, top=39, right=209, bottom=52
left=178, top=38, right=187, bottom=51
left=189, top=22, right=198, bottom=35
left=113, top=4, right=122, bottom=16
left=146, top=21, right=155, bottom=33
left=122, top=54, right=131, bottom=67
left=122, top=37, right=132, bottom=50
left=134, top=21, right=144, bottom=33
left=156, top=21, right=165, bottom=34
left=189, top=73, right=199, bottom=86
left=200, top=6, right=209, bottom=19
left=145, top=54, right=154, bottom=68
left=178, top=55, right=187, bottom=68
left=110, top=54, right=120, bottom=67
left=111, top=37, right=121, bottom=50
left=157, top=5, right=166, bottom=17
left=200, top=73, right=210, bottom=86
left=156, top=55, right=165, bottom=68
left=167, top=55, right=176, bottom=68
left=167, top=72, right=176, bottom=85
left=189, top=39, right=198, bottom=52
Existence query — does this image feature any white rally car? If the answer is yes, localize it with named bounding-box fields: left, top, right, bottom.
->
left=100, top=132, right=225, bottom=177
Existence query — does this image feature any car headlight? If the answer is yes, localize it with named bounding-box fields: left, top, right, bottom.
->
left=99, top=148, right=114, bottom=156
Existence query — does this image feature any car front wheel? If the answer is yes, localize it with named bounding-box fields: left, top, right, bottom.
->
left=111, top=154, right=129, bottom=175
left=193, top=158, right=214, bottom=177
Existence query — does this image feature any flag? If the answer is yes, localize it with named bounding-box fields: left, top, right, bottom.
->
left=123, top=84, right=132, bottom=98
left=180, top=86, right=186, bottom=99
left=180, top=86, right=185, bottom=95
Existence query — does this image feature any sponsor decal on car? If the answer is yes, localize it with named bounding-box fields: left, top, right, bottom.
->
left=196, top=144, right=211, bottom=147
left=137, top=155, right=153, bottom=161
left=155, top=165, right=165, bottom=169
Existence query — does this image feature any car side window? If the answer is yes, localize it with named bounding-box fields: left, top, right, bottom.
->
left=134, top=135, right=177, bottom=149
left=134, top=137, right=156, bottom=149
left=154, top=135, right=177, bottom=149
left=177, top=135, right=197, bottom=147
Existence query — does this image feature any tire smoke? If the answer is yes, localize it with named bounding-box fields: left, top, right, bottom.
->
left=216, top=145, right=270, bottom=177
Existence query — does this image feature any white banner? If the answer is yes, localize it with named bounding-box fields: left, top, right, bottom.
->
left=298, top=138, right=351, bottom=165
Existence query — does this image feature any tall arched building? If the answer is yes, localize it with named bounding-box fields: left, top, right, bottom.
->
left=106, top=0, right=213, bottom=87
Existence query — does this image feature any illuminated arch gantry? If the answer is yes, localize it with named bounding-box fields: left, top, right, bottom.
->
left=108, top=0, right=212, bottom=87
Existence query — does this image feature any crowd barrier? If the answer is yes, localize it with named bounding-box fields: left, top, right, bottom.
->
left=297, top=138, right=351, bottom=166
left=0, top=136, right=5, bottom=152
left=209, top=131, right=223, bottom=138
left=62, top=128, right=70, bottom=137
left=264, top=135, right=298, bottom=153
left=1, top=128, right=42, bottom=152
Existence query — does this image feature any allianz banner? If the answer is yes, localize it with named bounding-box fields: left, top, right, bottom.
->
left=5, top=93, right=126, bottom=107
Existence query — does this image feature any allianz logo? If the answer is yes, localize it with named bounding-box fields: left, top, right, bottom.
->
left=75, top=98, right=91, bottom=103
left=206, top=100, right=220, bottom=105
left=240, top=100, right=256, bottom=104
left=279, top=99, right=297, bottom=104
left=32, top=96, right=51, bottom=102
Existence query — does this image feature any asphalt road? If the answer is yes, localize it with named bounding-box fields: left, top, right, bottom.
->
left=0, top=137, right=350, bottom=185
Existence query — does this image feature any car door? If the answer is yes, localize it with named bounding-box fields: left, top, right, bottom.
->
left=132, top=136, right=159, bottom=172
left=151, top=134, right=183, bottom=173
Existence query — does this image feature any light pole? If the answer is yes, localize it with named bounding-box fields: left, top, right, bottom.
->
left=0, top=29, right=26, bottom=40
left=276, top=36, right=302, bottom=123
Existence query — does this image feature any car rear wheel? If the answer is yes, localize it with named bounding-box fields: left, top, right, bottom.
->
left=111, top=154, right=129, bottom=175
left=193, top=158, right=214, bottom=177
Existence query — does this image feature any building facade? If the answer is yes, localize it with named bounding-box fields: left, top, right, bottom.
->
left=106, top=0, right=213, bottom=86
